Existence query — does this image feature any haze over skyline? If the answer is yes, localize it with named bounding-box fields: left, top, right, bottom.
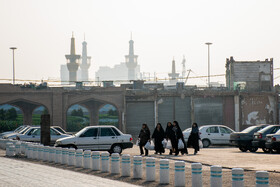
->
left=1, top=0, right=280, bottom=85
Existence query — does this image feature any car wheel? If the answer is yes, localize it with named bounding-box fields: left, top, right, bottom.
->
left=262, top=148, right=270, bottom=153
left=239, top=146, right=248, bottom=152
left=111, top=144, right=122, bottom=154
left=270, top=149, right=278, bottom=154
left=202, top=139, right=211, bottom=148
left=67, top=145, right=77, bottom=149
left=249, top=147, right=258, bottom=152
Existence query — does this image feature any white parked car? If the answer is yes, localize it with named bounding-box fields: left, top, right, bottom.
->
left=55, top=126, right=133, bottom=154
left=16, top=126, right=71, bottom=145
left=2, top=126, right=31, bottom=140
left=0, top=125, right=28, bottom=138
left=183, top=125, right=235, bottom=148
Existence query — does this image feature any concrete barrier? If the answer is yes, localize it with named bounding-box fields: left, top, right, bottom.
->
left=133, top=156, right=142, bottom=179
left=232, top=168, right=244, bottom=187
left=43, top=146, right=49, bottom=161
left=15, top=141, right=21, bottom=155
left=83, top=150, right=91, bottom=169
left=111, top=153, right=120, bottom=174
left=38, top=145, right=44, bottom=160
left=55, top=147, right=62, bottom=164
left=101, top=152, right=110, bottom=172
left=91, top=151, right=100, bottom=171
left=6, top=142, right=15, bottom=157
left=121, top=154, right=131, bottom=177
left=146, top=157, right=156, bottom=182
left=256, top=171, right=269, bottom=187
left=174, top=161, right=185, bottom=187
left=61, top=148, right=68, bottom=165
left=210, top=165, right=222, bottom=187
left=27, top=144, right=33, bottom=159
left=160, top=159, right=169, bottom=184
left=192, top=163, right=202, bottom=187
left=33, top=144, right=39, bottom=160
left=75, top=149, right=84, bottom=168
left=49, top=147, right=55, bottom=162
left=68, top=148, right=76, bottom=166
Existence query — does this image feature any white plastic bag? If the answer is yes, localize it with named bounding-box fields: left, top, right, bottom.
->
left=136, top=139, right=140, bottom=146
left=144, top=140, right=155, bottom=150
left=199, top=139, right=203, bottom=149
left=162, top=139, right=167, bottom=148
left=178, top=139, right=184, bottom=149
left=166, top=140, right=172, bottom=149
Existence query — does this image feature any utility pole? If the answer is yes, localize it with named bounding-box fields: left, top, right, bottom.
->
left=205, top=42, right=212, bottom=87
left=10, top=47, right=17, bottom=85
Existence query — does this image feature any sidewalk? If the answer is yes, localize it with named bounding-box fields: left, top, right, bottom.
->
left=0, top=156, right=139, bottom=187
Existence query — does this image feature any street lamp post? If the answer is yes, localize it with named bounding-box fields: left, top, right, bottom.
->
left=205, top=42, right=212, bottom=87
left=10, top=47, right=17, bottom=85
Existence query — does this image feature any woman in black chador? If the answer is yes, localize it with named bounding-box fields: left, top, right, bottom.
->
left=152, top=123, right=165, bottom=154
left=138, top=123, right=150, bottom=156
left=173, top=121, right=188, bottom=156
left=187, top=122, right=200, bottom=155
left=165, top=122, right=176, bottom=155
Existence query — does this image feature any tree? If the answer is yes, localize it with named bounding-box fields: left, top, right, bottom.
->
left=71, top=108, right=84, bottom=117
left=43, top=108, right=48, bottom=114
left=0, top=109, right=5, bottom=120
left=108, top=109, right=118, bottom=116
left=6, top=108, right=17, bottom=121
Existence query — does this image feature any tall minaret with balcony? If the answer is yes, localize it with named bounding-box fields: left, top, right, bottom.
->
left=125, top=34, right=138, bottom=80
left=168, top=58, right=179, bottom=85
left=65, top=33, right=81, bottom=84
left=80, top=36, right=91, bottom=82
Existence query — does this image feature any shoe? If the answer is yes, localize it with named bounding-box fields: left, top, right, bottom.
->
left=194, top=152, right=197, bottom=155
left=145, top=154, right=148, bottom=156
left=154, top=152, right=158, bottom=154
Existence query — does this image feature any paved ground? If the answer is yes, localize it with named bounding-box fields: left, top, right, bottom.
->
left=0, top=154, right=137, bottom=187
left=1, top=146, right=280, bottom=187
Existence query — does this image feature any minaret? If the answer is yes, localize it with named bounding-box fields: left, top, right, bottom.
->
left=168, top=58, right=179, bottom=85
left=80, top=35, right=91, bottom=82
left=182, top=55, right=186, bottom=78
left=65, top=33, right=81, bottom=84
left=125, top=33, right=138, bottom=80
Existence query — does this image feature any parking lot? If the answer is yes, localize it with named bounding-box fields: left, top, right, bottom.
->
left=1, top=146, right=280, bottom=187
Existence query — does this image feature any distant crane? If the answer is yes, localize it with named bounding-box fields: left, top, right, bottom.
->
left=184, top=69, right=192, bottom=84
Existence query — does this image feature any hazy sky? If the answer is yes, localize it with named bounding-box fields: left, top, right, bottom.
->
left=1, top=0, right=280, bottom=86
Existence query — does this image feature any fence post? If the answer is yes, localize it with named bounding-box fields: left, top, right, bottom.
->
left=121, top=154, right=131, bottom=177
left=256, top=171, right=269, bottom=187
left=133, top=156, right=143, bottom=179
left=146, top=157, right=156, bottom=181
left=61, top=148, right=68, bottom=165
left=232, top=168, right=244, bottom=187
left=15, top=141, right=21, bottom=155
left=83, top=150, right=91, bottom=169
left=68, top=148, right=76, bottom=166
left=75, top=149, right=84, bottom=168
left=174, top=161, right=185, bottom=187
left=160, top=159, right=169, bottom=184
left=55, top=147, right=62, bottom=164
left=211, top=165, right=222, bottom=187
left=111, top=153, right=120, bottom=174
left=91, top=151, right=100, bottom=171
left=101, top=152, right=110, bottom=172
left=192, top=163, right=202, bottom=187
left=43, top=146, right=49, bottom=162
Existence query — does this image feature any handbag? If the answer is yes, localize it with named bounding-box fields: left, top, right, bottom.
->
left=136, top=139, right=140, bottom=146
left=144, top=140, right=155, bottom=150
left=178, top=139, right=184, bottom=149
left=199, top=139, right=203, bottom=148
left=166, top=140, right=172, bottom=149
left=162, top=139, right=167, bottom=148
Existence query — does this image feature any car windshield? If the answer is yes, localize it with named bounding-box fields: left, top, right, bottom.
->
left=53, top=127, right=66, bottom=134
left=275, top=129, right=280, bottom=134
left=14, top=126, right=24, bottom=132
left=20, top=127, right=30, bottom=134
left=241, top=126, right=257, bottom=133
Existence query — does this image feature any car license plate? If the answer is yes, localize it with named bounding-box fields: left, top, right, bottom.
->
left=267, top=139, right=271, bottom=143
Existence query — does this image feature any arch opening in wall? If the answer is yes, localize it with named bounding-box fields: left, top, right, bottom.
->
left=67, top=104, right=89, bottom=132
left=32, top=106, right=49, bottom=126
left=99, top=104, right=119, bottom=127
left=0, top=104, right=23, bottom=133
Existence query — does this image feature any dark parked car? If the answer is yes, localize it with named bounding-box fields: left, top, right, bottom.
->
left=230, top=124, right=268, bottom=152
left=252, top=125, right=280, bottom=153
left=265, top=129, right=280, bottom=153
